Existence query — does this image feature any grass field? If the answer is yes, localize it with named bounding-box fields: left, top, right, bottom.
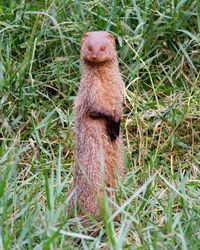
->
left=0, top=0, right=200, bottom=249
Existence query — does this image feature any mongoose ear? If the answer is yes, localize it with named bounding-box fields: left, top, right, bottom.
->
left=107, top=33, right=115, bottom=45
left=81, top=33, right=89, bottom=45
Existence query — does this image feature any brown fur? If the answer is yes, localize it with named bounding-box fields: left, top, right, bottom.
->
left=68, top=31, right=125, bottom=218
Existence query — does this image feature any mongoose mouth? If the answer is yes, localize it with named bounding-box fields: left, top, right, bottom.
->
left=85, top=55, right=108, bottom=63
left=83, top=56, right=111, bottom=64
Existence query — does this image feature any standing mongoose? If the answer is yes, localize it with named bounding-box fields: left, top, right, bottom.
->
left=69, top=31, right=125, bottom=218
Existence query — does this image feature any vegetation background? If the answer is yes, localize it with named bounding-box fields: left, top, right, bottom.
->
left=0, top=0, right=199, bottom=249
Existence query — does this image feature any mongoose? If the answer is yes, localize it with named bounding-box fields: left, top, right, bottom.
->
left=69, top=31, right=125, bottom=218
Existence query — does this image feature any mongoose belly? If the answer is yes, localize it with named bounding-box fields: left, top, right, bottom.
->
left=75, top=117, right=123, bottom=187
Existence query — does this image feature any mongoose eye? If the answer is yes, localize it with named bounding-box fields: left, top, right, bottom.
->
left=100, top=46, right=106, bottom=52
left=87, top=45, right=93, bottom=52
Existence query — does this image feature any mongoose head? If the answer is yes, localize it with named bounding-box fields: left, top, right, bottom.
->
left=81, top=31, right=117, bottom=63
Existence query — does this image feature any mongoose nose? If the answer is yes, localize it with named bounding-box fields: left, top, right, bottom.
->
left=92, top=54, right=98, bottom=60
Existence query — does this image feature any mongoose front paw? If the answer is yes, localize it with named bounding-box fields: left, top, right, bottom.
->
left=107, top=116, right=121, bottom=141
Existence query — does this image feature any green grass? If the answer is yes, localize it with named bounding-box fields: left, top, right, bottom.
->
left=0, top=0, right=200, bottom=249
